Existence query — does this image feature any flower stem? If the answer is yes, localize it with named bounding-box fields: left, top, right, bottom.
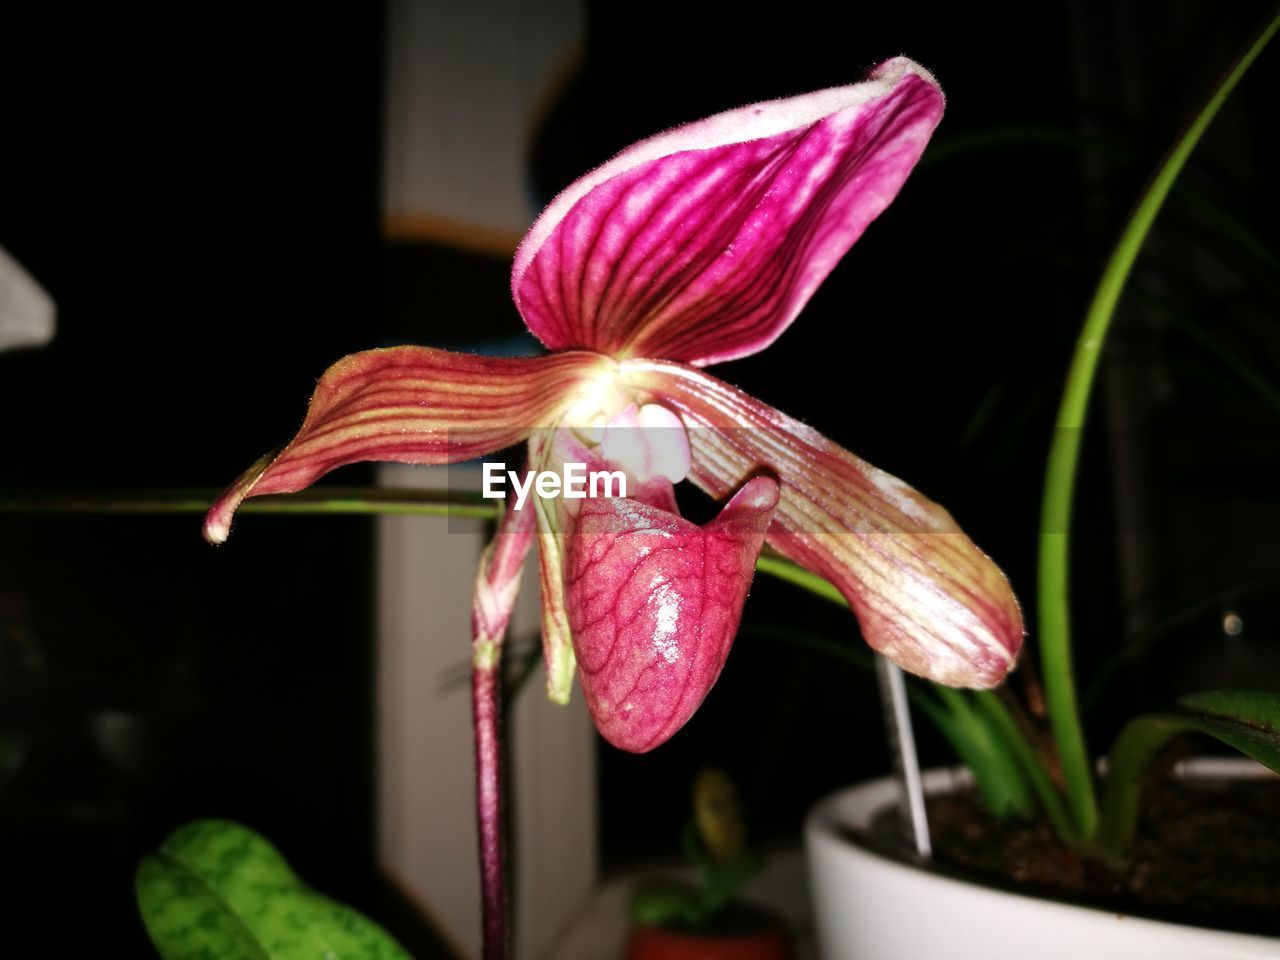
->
left=472, top=659, right=508, bottom=960
left=1037, top=8, right=1280, bottom=842
left=0, top=486, right=501, bottom=519
left=469, top=498, right=535, bottom=960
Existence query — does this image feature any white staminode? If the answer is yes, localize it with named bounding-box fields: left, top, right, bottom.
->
left=601, top=403, right=692, bottom=484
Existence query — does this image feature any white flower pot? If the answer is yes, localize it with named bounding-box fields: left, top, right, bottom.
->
left=805, top=759, right=1280, bottom=959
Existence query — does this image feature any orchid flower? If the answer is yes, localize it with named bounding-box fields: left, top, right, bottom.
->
left=205, top=57, right=1023, bottom=755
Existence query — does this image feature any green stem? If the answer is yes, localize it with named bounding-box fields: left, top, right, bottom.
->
left=1036, top=9, right=1280, bottom=842
left=0, top=487, right=501, bottom=520
left=754, top=553, right=846, bottom=605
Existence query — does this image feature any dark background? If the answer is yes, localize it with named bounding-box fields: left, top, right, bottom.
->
left=2, top=1, right=1278, bottom=954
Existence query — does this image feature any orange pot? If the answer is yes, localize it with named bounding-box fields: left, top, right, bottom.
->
left=623, top=922, right=793, bottom=960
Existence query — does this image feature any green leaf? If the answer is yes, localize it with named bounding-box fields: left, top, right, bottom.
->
left=136, top=819, right=412, bottom=960
left=1096, top=689, right=1280, bottom=867
left=698, top=852, right=765, bottom=921
left=969, top=691, right=1077, bottom=842
left=1177, top=688, right=1280, bottom=741
left=922, top=687, right=1034, bottom=819
left=1036, top=8, right=1280, bottom=844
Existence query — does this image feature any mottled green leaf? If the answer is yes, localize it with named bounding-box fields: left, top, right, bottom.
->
left=136, top=819, right=412, bottom=960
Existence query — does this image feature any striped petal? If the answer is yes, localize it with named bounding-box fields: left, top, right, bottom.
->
left=512, top=58, right=944, bottom=366
left=624, top=359, right=1024, bottom=688
left=204, top=347, right=611, bottom=543
left=566, top=475, right=779, bottom=752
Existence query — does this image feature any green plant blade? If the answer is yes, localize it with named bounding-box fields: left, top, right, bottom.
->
left=1097, top=689, right=1280, bottom=867
left=136, top=819, right=411, bottom=960
left=698, top=851, right=765, bottom=922
left=628, top=881, right=702, bottom=928
left=928, top=687, right=1034, bottom=818
left=970, top=691, right=1077, bottom=841
left=1037, top=9, right=1280, bottom=843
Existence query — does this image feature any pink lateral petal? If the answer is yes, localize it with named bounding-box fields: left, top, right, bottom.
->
left=626, top=360, right=1024, bottom=688
left=512, top=58, right=944, bottom=366
left=204, top=347, right=611, bottom=543
left=566, top=475, right=779, bottom=752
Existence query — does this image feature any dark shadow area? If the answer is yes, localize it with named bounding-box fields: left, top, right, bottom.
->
left=0, top=6, right=435, bottom=955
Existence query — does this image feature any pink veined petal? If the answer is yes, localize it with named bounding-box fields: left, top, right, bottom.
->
left=526, top=425, right=681, bottom=706
left=203, top=347, right=611, bottom=543
left=512, top=57, right=944, bottom=367
left=624, top=360, right=1024, bottom=688
left=565, top=474, right=779, bottom=753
